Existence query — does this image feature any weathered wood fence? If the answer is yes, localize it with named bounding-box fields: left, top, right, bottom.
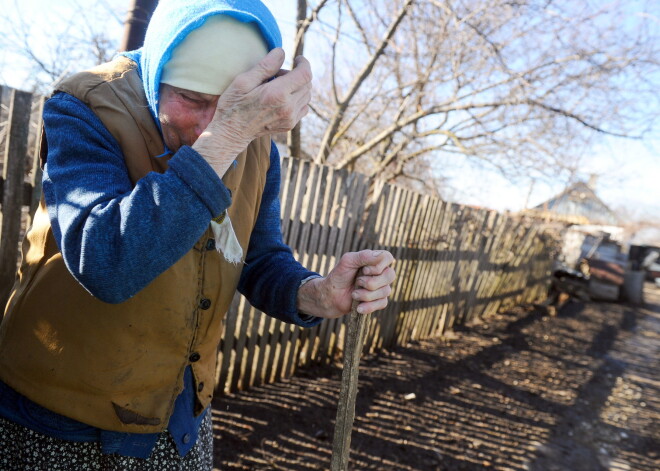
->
left=0, top=86, right=554, bottom=396
left=0, top=87, right=45, bottom=306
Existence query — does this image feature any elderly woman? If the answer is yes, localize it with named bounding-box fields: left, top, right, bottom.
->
left=0, top=0, right=394, bottom=469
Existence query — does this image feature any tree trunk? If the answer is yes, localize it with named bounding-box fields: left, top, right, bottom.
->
left=119, top=0, right=159, bottom=52
left=288, top=0, right=307, bottom=159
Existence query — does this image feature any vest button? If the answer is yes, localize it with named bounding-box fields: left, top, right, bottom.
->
left=206, top=239, right=215, bottom=251
left=197, top=382, right=204, bottom=393
left=182, top=433, right=191, bottom=444
left=199, top=298, right=211, bottom=310
left=189, top=352, right=201, bottom=363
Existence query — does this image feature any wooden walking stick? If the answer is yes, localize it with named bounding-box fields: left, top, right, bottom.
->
left=330, top=297, right=369, bottom=471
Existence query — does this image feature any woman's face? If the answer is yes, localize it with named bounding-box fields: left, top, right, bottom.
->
left=158, top=84, right=220, bottom=151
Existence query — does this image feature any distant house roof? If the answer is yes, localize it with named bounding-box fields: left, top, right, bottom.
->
left=533, top=181, right=618, bottom=225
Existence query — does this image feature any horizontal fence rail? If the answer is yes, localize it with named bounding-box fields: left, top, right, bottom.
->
left=0, top=85, right=554, bottom=396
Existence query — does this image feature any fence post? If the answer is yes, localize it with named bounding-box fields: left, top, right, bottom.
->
left=0, top=89, right=32, bottom=309
left=28, top=96, right=46, bottom=226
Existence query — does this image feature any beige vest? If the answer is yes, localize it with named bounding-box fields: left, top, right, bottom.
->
left=0, top=56, right=271, bottom=433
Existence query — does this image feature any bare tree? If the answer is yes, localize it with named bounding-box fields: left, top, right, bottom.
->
left=287, top=0, right=331, bottom=158
left=294, top=0, right=659, bottom=194
left=0, top=0, right=125, bottom=94
left=119, top=0, right=159, bottom=52
left=3, top=0, right=657, bottom=199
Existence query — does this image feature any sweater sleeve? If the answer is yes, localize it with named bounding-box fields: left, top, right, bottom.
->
left=42, top=92, right=231, bottom=303
left=237, top=142, right=323, bottom=327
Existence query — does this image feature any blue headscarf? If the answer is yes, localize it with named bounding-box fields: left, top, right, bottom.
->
left=122, top=0, right=282, bottom=120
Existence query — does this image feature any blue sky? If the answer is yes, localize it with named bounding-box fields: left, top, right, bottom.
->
left=2, top=0, right=658, bottom=221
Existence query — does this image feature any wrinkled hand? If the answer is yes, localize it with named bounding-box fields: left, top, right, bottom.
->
left=298, top=250, right=396, bottom=319
left=195, top=48, right=312, bottom=161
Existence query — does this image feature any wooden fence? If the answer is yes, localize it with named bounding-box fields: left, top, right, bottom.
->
left=0, top=87, right=45, bottom=306
left=0, top=86, right=554, bottom=396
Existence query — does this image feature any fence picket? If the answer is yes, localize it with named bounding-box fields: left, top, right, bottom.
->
left=0, top=89, right=32, bottom=308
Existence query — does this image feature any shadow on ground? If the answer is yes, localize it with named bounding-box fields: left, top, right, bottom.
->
left=212, top=285, right=660, bottom=470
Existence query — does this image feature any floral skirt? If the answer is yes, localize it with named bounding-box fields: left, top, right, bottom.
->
left=0, top=410, right=213, bottom=471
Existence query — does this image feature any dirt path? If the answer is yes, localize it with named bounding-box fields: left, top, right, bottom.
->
left=211, top=285, right=660, bottom=470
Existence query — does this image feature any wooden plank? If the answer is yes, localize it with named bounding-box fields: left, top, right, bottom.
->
left=0, top=89, right=32, bottom=309
left=272, top=321, right=294, bottom=382
left=318, top=169, right=354, bottom=363
left=370, top=184, right=400, bottom=348
left=28, top=96, right=45, bottom=225
left=399, top=190, right=432, bottom=344
left=295, top=162, right=321, bottom=267
left=440, top=203, right=458, bottom=334
left=340, top=172, right=368, bottom=255
left=335, top=174, right=374, bottom=354
left=301, top=165, right=335, bottom=367
left=405, top=201, right=432, bottom=338
left=278, top=156, right=293, bottom=239
left=296, top=324, right=313, bottom=369
left=326, top=172, right=365, bottom=363
left=280, top=157, right=301, bottom=242
left=456, top=206, right=481, bottom=324
left=513, top=225, right=542, bottom=305
left=307, top=165, right=331, bottom=270
left=375, top=185, right=407, bottom=345
left=241, top=307, right=264, bottom=390
left=431, top=201, right=454, bottom=336
left=314, top=169, right=345, bottom=363
left=279, top=163, right=324, bottom=378
left=355, top=181, right=386, bottom=350
left=355, top=183, right=388, bottom=355
left=340, top=175, right=373, bottom=349
left=253, top=313, right=277, bottom=386
left=317, top=166, right=340, bottom=263
left=264, top=160, right=310, bottom=381
left=456, top=208, right=490, bottom=325
left=471, top=211, right=501, bottom=319
left=477, top=213, right=509, bottom=318
left=484, top=216, right=516, bottom=315
left=281, top=319, right=301, bottom=379
left=330, top=302, right=366, bottom=471
left=438, top=203, right=466, bottom=334
left=465, top=212, right=496, bottom=324
left=424, top=199, right=449, bottom=337
left=230, top=299, right=253, bottom=391
left=402, top=196, right=433, bottom=335
left=465, top=209, right=492, bottom=322
left=216, top=293, right=241, bottom=394
left=391, top=189, right=420, bottom=344
left=264, top=319, right=285, bottom=384
left=363, top=187, right=399, bottom=349
left=285, top=161, right=310, bottom=251
left=407, top=195, right=439, bottom=341
left=427, top=201, right=451, bottom=337
left=412, top=196, right=443, bottom=339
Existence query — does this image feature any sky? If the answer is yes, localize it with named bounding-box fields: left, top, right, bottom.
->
left=1, top=0, right=658, bottom=224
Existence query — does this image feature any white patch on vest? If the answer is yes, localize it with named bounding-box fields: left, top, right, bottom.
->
left=210, top=216, right=243, bottom=264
